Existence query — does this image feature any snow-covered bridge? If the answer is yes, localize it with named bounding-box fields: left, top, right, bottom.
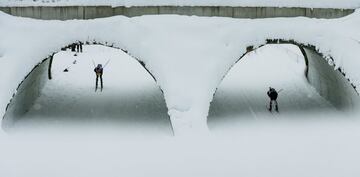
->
left=1, top=8, right=360, bottom=135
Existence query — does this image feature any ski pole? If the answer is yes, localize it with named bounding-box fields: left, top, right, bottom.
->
left=278, top=89, right=284, bottom=93
left=103, top=59, right=111, bottom=68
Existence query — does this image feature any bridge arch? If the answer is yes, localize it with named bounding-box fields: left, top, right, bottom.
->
left=209, top=38, right=359, bottom=121
left=2, top=41, right=173, bottom=134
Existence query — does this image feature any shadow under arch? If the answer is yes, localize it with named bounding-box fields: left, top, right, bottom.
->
left=208, top=39, right=359, bottom=124
left=2, top=42, right=173, bottom=135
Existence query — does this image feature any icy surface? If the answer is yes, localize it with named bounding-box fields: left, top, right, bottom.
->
left=0, top=0, right=360, bottom=8
left=1, top=11, right=360, bottom=133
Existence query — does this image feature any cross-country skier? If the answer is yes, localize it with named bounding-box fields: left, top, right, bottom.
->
left=267, top=87, right=279, bottom=112
left=94, top=64, right=104, bottom=92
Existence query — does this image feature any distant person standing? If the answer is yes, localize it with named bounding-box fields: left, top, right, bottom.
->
left=94, top=64, right=104, bottom=92
left=71, top=43, right=76, bottom=52
left=79, top=41, right=83, bottom=53
left=267, top=87, right=279, bottom=112
left=76, top=42, right=80, bottom=53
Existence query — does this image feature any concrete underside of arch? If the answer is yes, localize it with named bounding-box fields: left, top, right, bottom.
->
left=2, top=58, right=50, bottom=130
left=1, top=11, right=360, bottom=135
left=304, top=48, right=359, bottom=110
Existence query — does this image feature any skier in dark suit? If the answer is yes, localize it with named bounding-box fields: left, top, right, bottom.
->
left=267, top=87, right=279, bottom=112
left=94, top=64, right=104, bottom=92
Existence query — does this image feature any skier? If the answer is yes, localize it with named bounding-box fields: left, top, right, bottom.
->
left=94, top=64, right=104, bottom=92
left=267, top=87, right=279, bottom=112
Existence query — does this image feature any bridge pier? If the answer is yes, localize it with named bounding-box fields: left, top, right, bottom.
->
left=169, top=107, right=210, bottom=135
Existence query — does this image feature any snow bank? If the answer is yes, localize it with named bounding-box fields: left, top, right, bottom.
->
left=0, top=10, right=360, bottom=134
left=1, top=0, right=360, bottom=9
left=2, top=118, right=360, bottom=177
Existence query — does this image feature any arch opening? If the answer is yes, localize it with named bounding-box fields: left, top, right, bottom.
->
left=208, top=43, right=359, bottom=130
left=2, top=44, right=173, bottom=135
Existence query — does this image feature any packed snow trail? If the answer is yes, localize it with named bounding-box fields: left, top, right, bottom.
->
left=6, top=45, right=173, bottom=135
left=208, top=44, right=341, bottom=131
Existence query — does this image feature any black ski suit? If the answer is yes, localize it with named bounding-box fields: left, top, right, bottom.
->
left=267, top=88, right=278, bottom=111
left=94, top=66, right=103, bottom=91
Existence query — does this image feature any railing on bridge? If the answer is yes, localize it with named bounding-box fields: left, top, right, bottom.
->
left=0, top=6, right=355, bottom=20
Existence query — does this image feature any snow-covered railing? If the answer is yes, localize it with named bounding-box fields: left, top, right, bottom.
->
left=1, top=0, right=360, bottom=9
left=0, top=6, right=355, bottom=20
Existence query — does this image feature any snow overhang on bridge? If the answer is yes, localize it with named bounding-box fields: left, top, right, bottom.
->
left=0, top=9, right=360, bottom=134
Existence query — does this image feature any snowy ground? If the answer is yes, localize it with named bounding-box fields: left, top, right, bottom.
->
left=1, top=44, right=360, bottom=177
